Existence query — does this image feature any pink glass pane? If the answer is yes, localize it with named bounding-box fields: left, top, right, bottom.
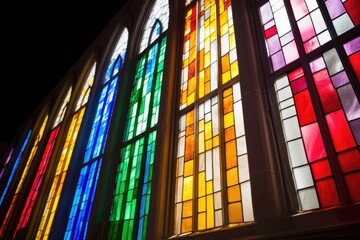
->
left=301, top=123, right=327, bottom=162
left=326, top=110, right=356, bottom=152
left=267, top=35, right=281, bottom=55
left=304, top=37, right=320, bottom=54
left=313, top=69, right=342, bottom=113
left=290, top=0, right=309, bottom=20
left=283, top=40, right=299, bottom=64
left=294, top=90, right=316, bottom=126
left=338, top=149, right=360, bottom=173
left=310, top=159, right=332, bottom=180
left=325, top=0, right=346, bottom=19
left=289, top=68, right=304, bottom=81
left=290, top=76, right=307, bottom=94
left=298, top=15, right=316, bottom=42
left=316, top=178, right=339, bottom=207
left=344, top=0, right=360, bottom=25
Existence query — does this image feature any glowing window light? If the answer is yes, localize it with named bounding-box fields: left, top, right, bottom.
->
left=108, top=1, right=168, bottom=238
left=64, top=29, right=128, bottom=240
left=0, top=116, right=48, bottom=238
left=174, top=0, right=253, bottom=235
left=0, top=131, right=31, bottom=205
left=0, top=148, right=13, bottom=181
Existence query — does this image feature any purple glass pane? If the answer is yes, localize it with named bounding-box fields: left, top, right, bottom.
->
left=298, top=15, right=316, bottom=42
left=325, top=0, right=346, bottom=19
left=350, top=119, right=360, bottom=145
left=280, top=31, right=294, bottom=46
left=271, top=51, right=285, bottom=71
left=338, top=84, right=360, bottom=121
left=331, top=71, right=349, bottom=88
left=343, top=36, right=360, bottom=56
left=260, top=2, right=273, bottom=24
left=310, top=57, right=326, bottom=73
left=267, top=35, right=281, bottom=55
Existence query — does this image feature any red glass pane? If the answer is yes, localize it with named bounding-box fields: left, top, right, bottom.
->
left=294, top=90, right=316, bottom=126
left=344, top=172, right=360, bottom=202
left=301, top=123, right=327, bottom=162
left=313, top=69, right=342, bottom=113
left=338, top=149, right=360, bottom=173
left=289, top=67, right=304, bottom=81
left=311, top=159, right=332, bottom=180
left=290, top=76, right=307, bottom=94
left=348, top=52, right=360, bottom=83
left=265, top=25, right=277, bottom=39
left=326, top=110, right=356, bottom=152
left=344, top=0, right=360, bottom=25
left=315, top=178, right=339, bottom=207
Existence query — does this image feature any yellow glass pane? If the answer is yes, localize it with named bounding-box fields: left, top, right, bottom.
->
left=199, top=132, right=205, bottom=153
left=198, top=212, right=206, bottom=230
left=220, top=23, right=228, bottom=36
left=185, top=134, right=194, bottom=161
left=228, top=185, right=241, bottom=203
left=199, top=119, right=205, bottom=132
left=213, top=135, right=219, bottom=147
left=221, top=54, right=230, bottom=73
left=205, top=121, right=212, bottom=140
left=229, top=33, right=236, bottom=50
left=206, top=195, right=215, bottom=228
left=199, top=73, right=205, bottom=98
left=225, top=126, right=236, bottom=142
left=205, top=139, right=212, bottom=151
left=206, top=181, right=213, bottom=195
left=184, top=160, right=193, bottom=177
left=219, top=10, right=227, bottom=26
left=182, top=217, right=192, bottom=233
left=199, top=50, right=204, bottom=69
left=223, top=95, right=233, bottom=114
left=226, top=140, right=237, bottom=169
left=198, top=197, right=206, bottom=212
left=188, top=76, right=196, bottom=95
left=228, top=202, right=243, bottom=223
left=205, top=81, right=211, bottom=96
left=186, top=109, right=194, bottom=125
left=229, top=25, right=234, bottom=35
left=204, top=52, right=211, bottom=68
left=183, top=176, right=193, bottom=201
left=198, top=172, right=206, bottom=197
left=231, top=61, right=239, bottom=78
left=224, top=112, right=234, bottom=129
left=183, top=200, right=193, bottom=217
left=205, top=67, right=210, bottom=82
left=211, top=31, right=217, bottom=42
left=188, top=92, right=195, bottom=105
left=183, top=59, right=189, bottom=68
left=227, top=167, right=239, bottom=187
left=222, top=71, right=231, bottom=84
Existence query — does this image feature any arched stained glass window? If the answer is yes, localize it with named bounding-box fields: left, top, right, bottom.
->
left=107, top=1, right=169, bottom=239
left=35, top=63, right=96, bottom=240
left=174, top=0, right=254, bottom=235
left=0, top=131, right=31, bottom=205
left=257, top=0, right=360, bottom=210
left=11, top=88, right=72, bottom=238
left=0, top=116, right=48, bottom=238
left=64, top=29, right=128, bottom=240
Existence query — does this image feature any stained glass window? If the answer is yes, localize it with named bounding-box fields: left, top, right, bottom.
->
left=64, top=29, right=128, bottom=240
left=35, top=63, right=96, bottom=239
left=0, top=148, right=13, bottom=181
left=108, top=1, right=169, bottom=239
left=174, top=0, right=253, bottom=235
left=258, top=1, right=360, bottom=211
left=0, top=116, right=48, bottom=238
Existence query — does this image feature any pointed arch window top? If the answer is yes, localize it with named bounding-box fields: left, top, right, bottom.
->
left=75, top=62, right=96, bottom=111
left=139, top=0, right=169, bottom=53
left=105, top=28, right=129, bottom=83
left=53, top=87, right=72, bottom=128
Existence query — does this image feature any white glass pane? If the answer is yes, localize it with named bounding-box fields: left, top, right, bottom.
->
left=178, top=137, right=185, bottom=157
left=279, top=98, right=294, bottom=110
left=283, top=116, right=301, bottom=141
left=281, top=106, right=296, bottom=119
left=233, top=82, right=242, bottom=102
left=215, top=209, right=223, bottom=227
left=241, top=181, right=254, bottom=221
left=213, top=147, right=221, bottom=192
left=274, top=6, right=292, bottom=36
left=238, top=154, right=250, bottom=183
left=234, top=101, right=245, bottom=137
left=310, top=9, right=327, bottom=34
left=212, top=105, right=219, bottom=136
left=205, top=150, right=213, bottom=181
left=275, top=75, right=289, bottom=91
left=178, top=157, right=184, bottom=176
left=277, top=86, right=292, bottom=102
left=293, top=165, right=314, bottom=189
left=175, top=203, right=182, bottom=234
left=298, top=187, right=319, bottom=210
left=323, top=48, right=344, bottom=76
left=199, top=153, right=205, bottom=172
left=333, top=14, right=354, bottom=36
left=305, top=0, right=318, bottom=11
left=318, top=31, right=332, bottom=45
left=236, top=136, right=247, bottom=155
left=214, top=191, right=222, bottom=210
left=288, top=139, right=308, bottom=167
left=176, top=177, right=184, bottom=202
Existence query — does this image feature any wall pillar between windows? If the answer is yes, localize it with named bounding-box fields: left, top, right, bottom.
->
left=231, top=0, right=288, bottom=222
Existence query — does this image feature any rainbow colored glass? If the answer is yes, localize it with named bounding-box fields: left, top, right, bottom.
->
left=174, top=0, right=253, bottom=235
left=64, top=29, right=128, bottom=239
left=108, top=2, right=168, bottom=236
left=36, top=64, right=96, bottom=239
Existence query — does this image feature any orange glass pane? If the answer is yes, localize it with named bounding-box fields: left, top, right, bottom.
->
left=228, top=185, right=241, bottom=203
left=221, top=54, right=230, bottom=73
left=213, top=135, right=219, bottom=147
left=226, top=140, right=237, bottom=169
left=184, top=160, right=193, bottom=177
left=183, top=200, right=193, bottom=217
left=228, top=202, right=243, bottom=223
left=223, top=95, right=233, bottom=114
left=225, top=126, right=236, bottom=142
left=227, top=167, right=238, bottom=187
left=185, top=134, right=194, bottom=161
left=182, top=217, right=192, bottom=233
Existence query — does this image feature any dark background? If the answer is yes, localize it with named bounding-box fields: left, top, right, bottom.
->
left=0, top=1, right=129, bottom=144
